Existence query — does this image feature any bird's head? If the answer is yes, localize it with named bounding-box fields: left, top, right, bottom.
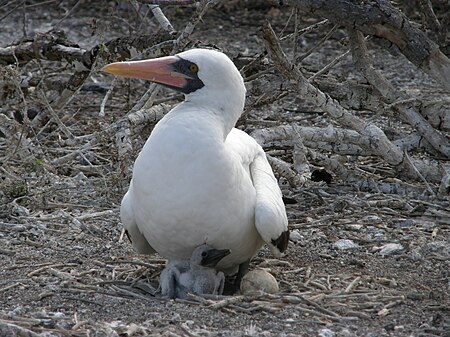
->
left=190, top=244, right=231, bottom=268
left=101, top=48, right=245, bottom=99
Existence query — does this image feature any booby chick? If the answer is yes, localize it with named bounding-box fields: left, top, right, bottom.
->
left=160, top=244, right=230, bottom=299
left=102, top=48, right=289, bottom=289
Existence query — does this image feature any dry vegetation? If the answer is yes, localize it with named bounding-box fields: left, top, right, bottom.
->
left=0, top=0, right=449, bottom=336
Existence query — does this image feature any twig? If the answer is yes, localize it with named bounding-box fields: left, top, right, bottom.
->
left=209, top=295, right=246, bottom=309
left=99, top=78, right=116, bottom=117
left=149, top=5, right=176, bottom=34
left=130, top=83, right=160, bottom=113
left=280, top=19, right=329, bottom=42
left=61, top=295, right=103, bottom=306
left=308, top=49, right=350, bottom=81
left=296, top=24, right=338, bottom=63
left=0, top=282, right=22, bottom=293
left=27, top=263, right=78, bottom=277
left=0, top=320, right=41, bottom=337
left=403, top=151, right=436, bottom=197
left=53, top=0, right=84, bottom=30
left=344, top=276, right=361, bottom=293
left=417, top=0, right=441, bottom=37
left=173, top=0, right=222, bottom=51
left=38, top=90, right=74, bottom=139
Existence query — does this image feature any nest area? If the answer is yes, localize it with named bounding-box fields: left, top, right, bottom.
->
left=1, top=1, right=449, bottom=336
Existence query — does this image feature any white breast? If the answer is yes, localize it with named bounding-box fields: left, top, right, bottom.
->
left=129, top=104, right=264, bottom=271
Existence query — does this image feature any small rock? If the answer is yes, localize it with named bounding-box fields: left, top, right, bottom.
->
left=318, top=328, right=335, bottom=337
left=345, top=224, right=363, bottom=231
left=373, top=232, right=386, bottom=241
left=418, top=221, right=437, bottom=229
left=393, top=218, right=416, bottom=228
left=422, top=241, right=450, bottom=259
left=289, top=229, right=302, bottom=243
left=361, top=215, right=382, bottom=224
left=406, top=292, right=425, bottom=300
left=240, top=269, right=279, bottom=294
left=384, top=322, right=395, bottom=331
left=378, top=308, right=390, bottom=317
left=339, top=328, right=356, bottom=337
left=56, top=321, right=73, bottom=330
left=52, top=312, right=65, bottom=319
left=333, top=239, right=359, bottom=250
left=379, top=243, right=404, bottom=256
left=8, top=306, right=24, bottom=316
left=409, top=248, right=422, bottom=261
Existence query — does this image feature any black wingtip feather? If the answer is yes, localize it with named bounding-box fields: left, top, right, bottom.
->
left=124, top=229, right=132, bottom=243
left=272, top=230, right=290, bottom=253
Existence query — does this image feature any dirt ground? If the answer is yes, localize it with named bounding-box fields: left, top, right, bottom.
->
left=1, top=2, right=449, bottom=337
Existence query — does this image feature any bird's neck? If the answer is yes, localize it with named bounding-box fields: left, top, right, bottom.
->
left=191, top=264, right=214, bottom=273
left=184, top=88, right=245, bottom=140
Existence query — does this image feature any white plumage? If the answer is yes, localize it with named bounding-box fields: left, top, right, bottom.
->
left=103, top=49, right=289, bottom=276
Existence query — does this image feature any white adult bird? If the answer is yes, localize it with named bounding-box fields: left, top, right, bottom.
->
left=102, top=48, right=289, bottom=288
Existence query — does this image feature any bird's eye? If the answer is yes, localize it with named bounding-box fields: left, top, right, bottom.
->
left=201, top=251, right=207, bottom=257
left=188, top=64, right=199, bottom=73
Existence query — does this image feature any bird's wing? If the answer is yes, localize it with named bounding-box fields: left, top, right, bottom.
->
left=120, top=186, right=156, bottom=254
left=227, top=129, right=289, bottom=257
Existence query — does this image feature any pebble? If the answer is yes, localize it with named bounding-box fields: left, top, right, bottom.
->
left=361, top=215, right=382, bottom=224
left=240, top=269, right=279, bottom=294
left=393, top=218, right=416, bottom=228
left=422, top=241, right=450, bottom=259
left=52, top=312, right=65, bottom=319
left=379, top=243, right=404, bottom=256
left=333, top=239, right=359, bottom=250
left=318, top=328, right=335, bottom=337
left=409, top=248, right=422, bottom=261
left=8, top=306, right=24, bottom=316
left=345, top=224, right=363, bottom=231
left=339, top=328, right=356, bottom=337
left=289, top=229, right=302, bottom=243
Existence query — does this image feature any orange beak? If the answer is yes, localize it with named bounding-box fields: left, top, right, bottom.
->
left=101, top=56, right=190, bottom=89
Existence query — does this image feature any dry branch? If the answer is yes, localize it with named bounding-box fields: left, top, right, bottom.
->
left=0, top=31, right=85, bottom=66
left=348, top=29, right=450, bottom=158
left=0, top=29, right=174, bottom=113
left=53, top=31, right=173, bottom=110
left=262, top=21, right=441, bottom=184
left=149, top=5, right=176, bottom=34
left=283, top=0, right=450, bottom=91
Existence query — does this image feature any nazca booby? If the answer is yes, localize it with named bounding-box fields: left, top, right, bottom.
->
left=102, top=48, right=289, bottom=283
left=160, top=244, right=230, bottom=299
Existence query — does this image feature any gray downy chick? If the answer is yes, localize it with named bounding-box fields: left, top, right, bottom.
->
left=160, top=244, right=230, bottom=299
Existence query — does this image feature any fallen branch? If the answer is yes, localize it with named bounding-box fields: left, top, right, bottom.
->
left=348, top=29, right=450, bottom=158
left=262, top=21, right=434, bottom=183
left=283, top=0, right=450, bottom=91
